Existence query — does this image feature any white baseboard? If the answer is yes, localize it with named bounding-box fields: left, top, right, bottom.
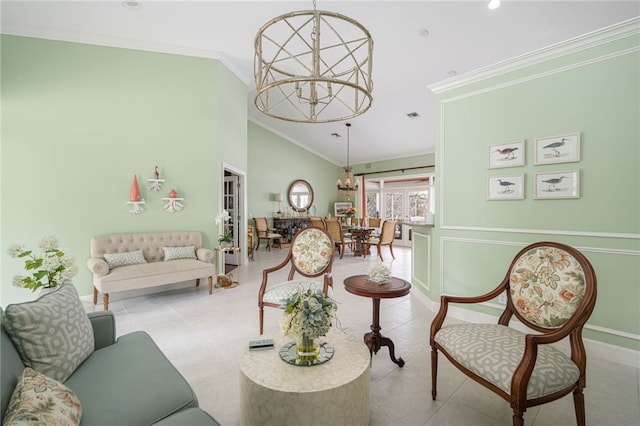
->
left=411, top=290, right=640, bottom=368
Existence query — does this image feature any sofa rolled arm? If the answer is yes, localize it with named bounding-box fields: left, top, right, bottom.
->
left=196, top=248, right=214, bottom=263
left=88, top=311, right=116, bottom=350
left=87, top=257, right=109, bottom=277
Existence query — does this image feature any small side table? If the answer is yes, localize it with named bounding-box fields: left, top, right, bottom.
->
left=343, top=275, right=411, bottom=367
left=213, top=246, right=241, bottom=278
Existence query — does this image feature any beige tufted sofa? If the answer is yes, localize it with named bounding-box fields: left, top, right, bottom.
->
left=87, top=232, right=215, bottom=310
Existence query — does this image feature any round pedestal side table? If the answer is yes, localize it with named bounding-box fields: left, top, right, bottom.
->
left=239, top=330, right=370, bottom=426
left=343, top=274, right=411, bottom=367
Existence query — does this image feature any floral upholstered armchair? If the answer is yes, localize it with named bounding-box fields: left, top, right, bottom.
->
left=430, top=242, right=597, bottom=426
left=258, top=227, right=335, bottom=334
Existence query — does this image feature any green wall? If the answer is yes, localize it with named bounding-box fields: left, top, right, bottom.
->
left=1, top=35, right=247, bottom=305
left=247, top=122, right=340, bottom=225
left=426, top=23, right=639, bottom=353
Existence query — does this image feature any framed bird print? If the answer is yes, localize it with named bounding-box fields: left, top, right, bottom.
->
left=534, top=170, right=580, bottom=199
left=488, top=140, right=525, bottom=169
left=487, top=174, right=524, bottom=200
left=534, top=132, right=580, bottom=165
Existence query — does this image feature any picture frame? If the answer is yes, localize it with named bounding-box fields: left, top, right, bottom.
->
left=488, top=140, right=525, bottom=169
left=333, top=201, right=353, bottom=217
left=534, top=132, right=580, bottom=165
left=534, top=170, right=580, bottom=199
left=487, top=174, right=525, bottom=200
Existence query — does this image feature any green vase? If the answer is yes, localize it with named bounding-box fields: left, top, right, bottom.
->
left=296, top=335, right=320, bottom=361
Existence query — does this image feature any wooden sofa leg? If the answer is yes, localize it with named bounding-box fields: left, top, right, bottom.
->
left=93, top=287, right=98, bottom=305
left=103, top=294, right=109, bottom=311
left=208, top=276, right=213, bottom=295
left=196, top=278, right=200, bottom=288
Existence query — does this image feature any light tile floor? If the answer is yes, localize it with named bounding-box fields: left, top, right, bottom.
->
left=96, top=246, right=639, bottom=425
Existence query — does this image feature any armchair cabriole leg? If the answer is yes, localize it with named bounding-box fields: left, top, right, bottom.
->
left=574, top=388, right=586, bottom=426
left=208, top=276, right=213, bottom=295
left=259, top=307, right=264, bottom=335
left=196, top=278, right=200, bottom=288
left=431, top=347, right=438, bottom=400
left=93, top=287, right=98, bottom=305
left=103, top=294, right=109, bottom=311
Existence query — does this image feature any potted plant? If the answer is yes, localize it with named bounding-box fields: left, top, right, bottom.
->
left=218, top=231, right=233, bottom=248
left=7, top=235, right=78, bottom=292
left=215, top=210, right=233, bottom=248
left=345, top=207, right=357, bottom=225
left=280, top=287, right=337, bottom=362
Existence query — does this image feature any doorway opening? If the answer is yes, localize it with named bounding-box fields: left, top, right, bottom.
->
left=222, top=164, right=246, bottom=267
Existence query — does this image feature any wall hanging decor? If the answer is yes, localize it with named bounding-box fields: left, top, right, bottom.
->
left=534, top=170, right=580, bottom=199
left=127, top=175, right=145, bottom=214
left=147, top=165, right=164, bottom=191
left=488, top=140, right=525, bottom=169
left=487, top=174, right=525, bottom=200
left=534, top=132, right=580, bottom=165
left=162, top=188, right=184, bottom=213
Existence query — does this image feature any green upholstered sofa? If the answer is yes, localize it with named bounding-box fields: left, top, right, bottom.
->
left=1, top=309, right=219, bottom=425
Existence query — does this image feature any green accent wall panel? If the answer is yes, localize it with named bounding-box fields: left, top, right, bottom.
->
left=247, top=122, right=340, bottom=223
left=430, top=27, right=640, bottom=353
left=1, top=35, right=246, bottom=305
left=442, top=51, right=639, bottom=234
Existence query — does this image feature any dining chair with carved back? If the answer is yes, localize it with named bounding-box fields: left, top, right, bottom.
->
left=253, top=217, right=282, bottom=251
left=324, top=219, right=354, bottom=259
left=368, top=220, right=397, bottom=261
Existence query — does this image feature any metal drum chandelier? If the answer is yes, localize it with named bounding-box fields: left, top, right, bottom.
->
left=337, top=123, right=359, bottom=198
left=254, top=0, right=373, bottom=123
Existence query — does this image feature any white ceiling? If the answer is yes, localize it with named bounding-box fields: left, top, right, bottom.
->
left=2, top=1, right=638, bottom=166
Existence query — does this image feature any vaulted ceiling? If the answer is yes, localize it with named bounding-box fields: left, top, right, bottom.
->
left=2, top=1, right=638, bottom=165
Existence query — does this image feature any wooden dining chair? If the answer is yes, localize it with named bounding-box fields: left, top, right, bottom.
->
left=253, top=217, right=282, bottom=251
left=368, top=220, right=397, bottom=260
left=309, top=218, right=325, bottom=229
left=368, top=218, right=381, bottom=228
left=257, top=227, right=335, bottom=334
left=324, top=220, right=354, bottom=259
left=430, top=242, right=597, bottom=426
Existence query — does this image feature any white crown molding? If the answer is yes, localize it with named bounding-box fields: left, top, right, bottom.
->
left=1, top=24, right=251, bottom=85
left=428, top=17, right=640, bottom=95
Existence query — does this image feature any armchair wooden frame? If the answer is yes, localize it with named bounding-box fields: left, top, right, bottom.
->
left=258, top=227, right=335, bottom=334
left=430, top=242, right=597, bottom=426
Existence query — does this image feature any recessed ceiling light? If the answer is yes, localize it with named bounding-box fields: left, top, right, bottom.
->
left=330, top=132, right=341, bottom=138
left=419, top=29, right=430, bottom=37
left=448, top=70, right=458, bottom=77
left=407, top=112, right=420, bottom=119
left=122, top=1, right=141, bottom=9
left=488, top=0, right=501, bottom=10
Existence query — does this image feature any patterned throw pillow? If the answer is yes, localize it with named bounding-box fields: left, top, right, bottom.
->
left=3, top=367, right=82, bottom=426
left=2, top=283, right=95, bottom=382
left=163, top=246, right=196, bottom=261
left=103, top=249, right=147, bottom=269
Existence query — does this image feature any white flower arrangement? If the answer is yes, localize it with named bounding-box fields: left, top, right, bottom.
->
left=280, top=286, right=337, bottom=341
left=215, top=210, right=233, bottom=244
left=8, top=236, right=78, bottom=291
left=367, top=263, right=391, bottom=284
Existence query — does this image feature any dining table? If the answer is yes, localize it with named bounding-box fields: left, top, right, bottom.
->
left=346, top=226, right=376, bottom=257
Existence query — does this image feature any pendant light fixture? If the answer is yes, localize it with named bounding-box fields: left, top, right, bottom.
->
left=254, top=0, right=373, bottom=123
left=336, top=123, right=359, bottom=199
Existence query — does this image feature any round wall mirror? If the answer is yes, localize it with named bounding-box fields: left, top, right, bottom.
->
left=288, top=180, right=314, bottom=212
